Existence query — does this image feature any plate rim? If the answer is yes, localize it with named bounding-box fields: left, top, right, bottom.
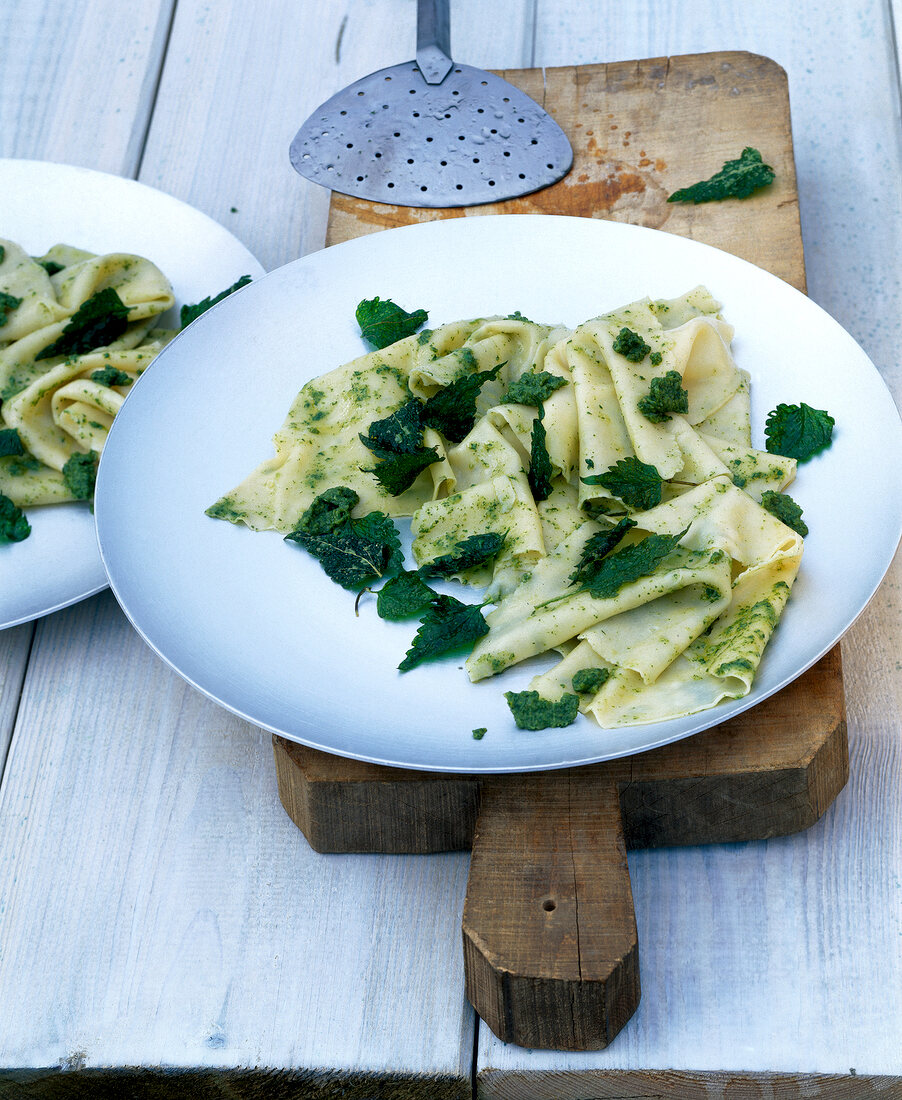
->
left=0, top=157, right=265, bottom=630
left=95, top=213, right=902, bottom=773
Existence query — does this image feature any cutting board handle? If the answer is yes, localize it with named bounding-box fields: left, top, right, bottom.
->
left=463, top=771, right=640, bottom=1050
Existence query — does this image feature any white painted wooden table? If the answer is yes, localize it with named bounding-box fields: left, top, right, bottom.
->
left=1, top=2, right=901, bottom=1096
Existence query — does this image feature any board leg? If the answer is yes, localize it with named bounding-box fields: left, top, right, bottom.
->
left=462, top=771, right=640, bottom=1050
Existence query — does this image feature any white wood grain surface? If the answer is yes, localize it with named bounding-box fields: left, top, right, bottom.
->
left=1, top=0, right=901, bottom=1092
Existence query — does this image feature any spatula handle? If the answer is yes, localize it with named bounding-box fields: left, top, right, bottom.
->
left=416, top=0, right=453, bottom=84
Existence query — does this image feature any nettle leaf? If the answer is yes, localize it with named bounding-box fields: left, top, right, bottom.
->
left=360, top=398, right=440, bottom=495
left=504, top=690, right=580, bottom=730
left=764, top=402, right=835, bottom=463
left=502, top=370, right=567, bottom=406
left=296, top=485, right=360, bottom=535
left=0, top=428, right=25, bottom=458
left=398, top=594, right=488, bottom=672
left=359, top=398, right=424, bottom=457
left=356, top=297, right=428, bottom=349
left=35, top=288, right=130, bottom=360
left=285, top=489, right=401, bottom=590
left=668, top=147, right=775, bottom=204
left=569, top=518, right=637, bottom=586
left=637, top=371, right=688, bottom=424
left=364, top=447, right=442, bottom=496
left=180, top=276, right=252, bottom=328
left=376, top=571, right=437, bottom=621
left=581, top=456, right=663, bottom=511
left=422, top=361, right=504, bottom=443
left=581, top=527, right=688, bottom=600
left=418, top=531, right=507, bottom=579
left=760, top=490, right=808, bottom=537
left=528, top=408, right=553, bottom=502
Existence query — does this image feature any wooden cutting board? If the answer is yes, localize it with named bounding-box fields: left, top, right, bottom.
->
left=273, top=51, right=848, bottom=1051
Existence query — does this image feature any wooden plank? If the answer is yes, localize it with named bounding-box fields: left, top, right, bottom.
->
left=0, top=595, right=474, bottom=1090
left=474, top=0, right=902, bottom=1088
left=0, top=0, right=533, bottom=1091
left=0, top=0, right=174, bottom=836
left=0, top=0, right=174, bottom=175
left=274, top=647, right=847, bottom=855
left=463, top=773, right=639, bottom=1051
left=326, top=52, right=805, bottom=290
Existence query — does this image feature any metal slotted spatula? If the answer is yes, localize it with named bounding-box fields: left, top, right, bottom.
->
left=289, top=0, right=573, bottom=207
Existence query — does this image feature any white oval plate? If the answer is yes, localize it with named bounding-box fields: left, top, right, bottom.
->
left=0, top=159, right=264, bottom=629
left=95, top=215, right=902, bottom=773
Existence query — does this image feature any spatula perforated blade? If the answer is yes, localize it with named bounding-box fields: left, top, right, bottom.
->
left=289, top=1, right=572, bottom=208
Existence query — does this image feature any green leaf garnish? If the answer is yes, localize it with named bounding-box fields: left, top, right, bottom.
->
left=38, top=259, right=64, bottom=276
left=285, top=487, right=402, bottom=589
left=582, top=457, right=663, bottom=511
left=0, top=492, right=31, bottom=543
left=502, top=370, right=567, bottom=406
left=62, top=451, right=99, bottom=500
left=398, top=594, right=489, bottom=672
left=764, top=402, right=835, bottom=462
left=421, top=361, right=504, bottom=443
left=0, top=291, right=22, bottom=328
left=356, top=297, right=429, bottom=349
left=359, top=399, right=441, bottom=495
left=35, top=288, right=131, bottom=362
left=376, top=570, right=437, bottom=620
left=569, top=518, right=637, bottom=586
left=760, top=490, right=808, bottom=536
left=612, top=327, right=651, bottom=363
left=418, top=531, right=506, bottom=578
left=35, top=288, right=130, bottom=361
left=504, top=690, right=580, bottom=730
left=364, top=447, right=442, bottom=496
left=180, top=276, right=252, bottom=328
left=637, top=370, right=688, bottom=423
left=667, top=147, right=776, bottom=204
left=528, top=408, right=553, bottom=502
left=90, top=367, right=132, bottom=387
left=572, top=667, right=611, bottom=694
left=359, top=399, right=424, bottom=458
left=581, top=527, right=688, bottom=600
left=0, top=429, right=25, bottom=458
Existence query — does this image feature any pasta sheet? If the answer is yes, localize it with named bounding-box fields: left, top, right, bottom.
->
left=210, top=288, right=804, bottom=730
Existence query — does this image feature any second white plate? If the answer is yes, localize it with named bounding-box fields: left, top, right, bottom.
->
left=96, top=215, right=902, bottom=773
left=0, top=159, right=265, bottom=629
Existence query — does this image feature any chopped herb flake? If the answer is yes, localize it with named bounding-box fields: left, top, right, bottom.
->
left=0, top=492, right=31, bottom=543
left=505, top=690, right=580, bottom=730
left=637, top=370, right=688, bottom=423
left=572, top=667, right=611, bottom=694
left=36, top=288, right=130, bottom=360
left=612, top=327, right=651, bottom=363
left=0, top=291, right=22, bottom=328
left=0, top=429, right=25, bottom=458
left=62, top=450, right=99, bottom=500
left=502, top=370, right=567, bottom=406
